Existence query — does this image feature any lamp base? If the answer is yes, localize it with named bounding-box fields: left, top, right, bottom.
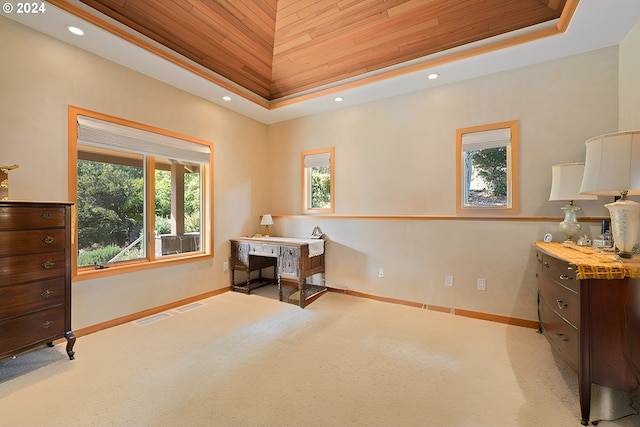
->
left=605, top=198, right=640, bottom=258
left=559, top=204, right=582, bottom=242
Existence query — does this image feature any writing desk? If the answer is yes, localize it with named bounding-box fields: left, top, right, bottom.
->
left=229, top=237, right=326, bottom=308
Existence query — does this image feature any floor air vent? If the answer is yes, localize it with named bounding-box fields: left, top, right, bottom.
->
left=173, top=302, right=205, bottom=313
left=134, top=312, right=171, bottom=326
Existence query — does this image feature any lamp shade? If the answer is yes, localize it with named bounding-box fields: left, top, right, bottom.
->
left=579, top=131, right=640, bottom=196
left=549, top=162, right=597, bottom=201
left=260, top=214, right=274, bottom=226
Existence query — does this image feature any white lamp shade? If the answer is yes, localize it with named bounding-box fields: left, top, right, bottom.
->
left=260, top=214, right=274, bottom=226
left=579, top=131, right=640, bottom=196
left=549, top=162, right=597, bottom=201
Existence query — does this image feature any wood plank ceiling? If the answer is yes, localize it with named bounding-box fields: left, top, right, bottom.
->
left=77, top=0, right=567, bottom=101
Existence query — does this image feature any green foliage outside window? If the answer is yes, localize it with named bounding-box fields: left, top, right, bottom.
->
left=77, top=160, right=144, bottom=254
left=470, top=147, right=507, bottom=197
left=310, top=166, right=331, bottom=209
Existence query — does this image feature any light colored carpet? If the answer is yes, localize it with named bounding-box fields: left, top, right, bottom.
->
left=1, top=290, right=638, bottom=427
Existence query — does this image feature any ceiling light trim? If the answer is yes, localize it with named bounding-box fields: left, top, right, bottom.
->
left=49, top=0, right=271, bottom=109
left=49, top=0, right=579, bottom=112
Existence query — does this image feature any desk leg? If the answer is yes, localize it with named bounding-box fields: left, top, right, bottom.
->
left=298, top=278, right=305, bottom=308
left=277, top=272, right=282, bottom=301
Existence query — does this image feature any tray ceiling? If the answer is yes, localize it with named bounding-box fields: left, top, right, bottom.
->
left=74, top=0, right=567, bottom=101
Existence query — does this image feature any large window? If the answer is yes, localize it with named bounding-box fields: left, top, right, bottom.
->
left=456, top=121, right=518, bottom=214
left=69, top=106, right=213, bottom=276
left=302, top=147, right=334, bottom=214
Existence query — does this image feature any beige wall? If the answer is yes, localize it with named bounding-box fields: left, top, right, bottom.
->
left=268, top=47, right=620, bottom=321
left=620, top=21, right=640, bottom=129
left=0, top=17, right=270, bottom=329
left=1, top=14, right=633, bottom=328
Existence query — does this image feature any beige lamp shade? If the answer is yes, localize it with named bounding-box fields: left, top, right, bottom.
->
left=579, top=130, right=640, bottom=257
left=260, top=214, right=274, bottom=226
left=579, top=131, right=640, bottom=196
left=549, top=162, right=597, bottom=201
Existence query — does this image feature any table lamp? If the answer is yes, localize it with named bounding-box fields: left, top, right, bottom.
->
left=579, top=131, right=640, bottom=258
left=549, top=162, right=597, bottom=242
left=260, top=214, right=273, bottom=236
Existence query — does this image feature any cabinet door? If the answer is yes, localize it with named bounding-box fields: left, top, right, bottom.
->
left=279, top=246, right=300, bottom=280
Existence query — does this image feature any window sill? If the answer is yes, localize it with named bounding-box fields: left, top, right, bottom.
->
left=73, top=252, right=212, bottom=281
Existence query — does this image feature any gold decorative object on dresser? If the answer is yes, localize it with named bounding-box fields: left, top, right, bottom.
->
left=0, top=201, right=76, bottom=361
left=534, top=241, right=640, bottom=425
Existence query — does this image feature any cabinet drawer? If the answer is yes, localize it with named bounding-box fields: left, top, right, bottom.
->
left=0, top=229, right=66, bottom=256
left=0, top=252, right=66, bottom=287
left=539, top=298, right=579, bottom=369
left=0, top=206, right=66, bottom=231
left=0, top=306, right=65, bottom=357
left=541, top=253, right=578, bottom=292
left=0, top=279, right=65, bottom=319
left=249, top=243, right=279, bottom=257
left=539, top=274, right=578, bottom=327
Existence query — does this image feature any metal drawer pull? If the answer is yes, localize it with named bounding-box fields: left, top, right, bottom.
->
left=41, top=261, right=55, bottom=269
left=41, top=289, right=54, bottom=298
left=559, top=274, right=573, bottom=280
left=554, top=332, right=569, bottom=342
left=543, top=262, right=549, bottom=269
left=41, top=320, right=53, bottom=329
left=42, top=236, right=54, bottom=244
left=556, top=299, right=568, bottom=309
left=41, top=211, right=54, bottom=219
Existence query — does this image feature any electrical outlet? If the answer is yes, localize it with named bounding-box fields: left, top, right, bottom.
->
left=379, top=267, right=384, bottom=278
left=477, top=278, right=487, bottom=291
left=223, top=261, right=229, bottom=272
left=445, top=275, right=453, bottom=287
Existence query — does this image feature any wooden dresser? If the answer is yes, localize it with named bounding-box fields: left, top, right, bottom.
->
left=0, top=201, right=75, bottom=360
left=534, top=242, right=640, bottom=425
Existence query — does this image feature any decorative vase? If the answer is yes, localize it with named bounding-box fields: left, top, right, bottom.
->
left=559, top=204, right=582, bottom=242
left=605, top=199, right=640, bottom=258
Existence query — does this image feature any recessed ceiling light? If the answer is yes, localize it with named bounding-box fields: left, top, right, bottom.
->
left=334, top=97, right=344, bottom=102
left=222, top=96, right=231, bottom=101
left=428, top=73, right=440, bottom=80
left=66, top=26, right=84, bottom=36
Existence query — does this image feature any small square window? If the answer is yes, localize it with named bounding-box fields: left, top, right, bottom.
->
left=456, top=121, right=519, bottom=214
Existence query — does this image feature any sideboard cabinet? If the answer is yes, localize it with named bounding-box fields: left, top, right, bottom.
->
left=534, top=242, right=640, bottom=425
left=0, top=201, right=75, bottom=360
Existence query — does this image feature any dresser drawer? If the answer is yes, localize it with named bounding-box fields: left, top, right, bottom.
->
left=0, top=206, right=66, bottom=231
left=539, top=274, right=578, bottom=327
left=0, top=278, right=65, bottom=319
left=0, top=252, right=66, bottom=287
left=539, top=298, right=579, bottom=369
left=0, top=229, right=66, bottom=257
left=0, top=306, right=65, bottom=357
left=541, top=253, right=578, bottom=292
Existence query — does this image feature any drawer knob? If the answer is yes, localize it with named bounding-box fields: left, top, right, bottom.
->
left=543, top=262, right=549, bottom=269
left=554, top=332, right=569, bottom=342
left=41, top=211, right=54, bottom=219
left=556, top=299, right=568, bottom=309
left=559, top=274, right=573, bottom=281
left=41, top=320, right=53, bottom=329
left=43, top=236, right=54, bottom=244
left=41, top=289, right=54, bottom=298
left=41, top=261, right=55, bottom=270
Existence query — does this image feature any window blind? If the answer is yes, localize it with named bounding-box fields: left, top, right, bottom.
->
left=304, top=152, right=331, bottom=168
left=461, top=128, right=511, bottom=152
left=77, top=115, right=211, bottom=164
